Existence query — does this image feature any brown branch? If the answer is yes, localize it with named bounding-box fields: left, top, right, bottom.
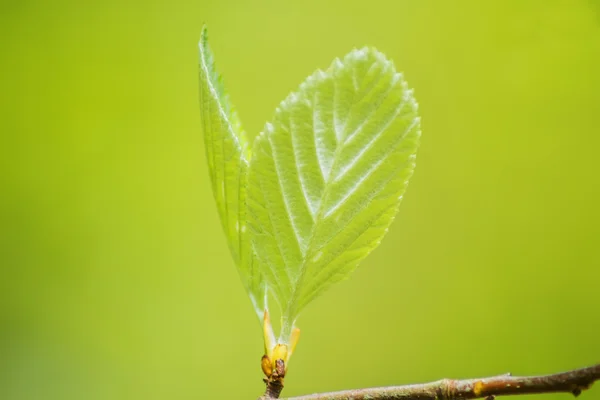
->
left=278, top=363, right=599, bottom=400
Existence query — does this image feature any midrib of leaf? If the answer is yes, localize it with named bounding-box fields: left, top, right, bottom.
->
left=199, top=30, right=246, bottom=239
left=199, top=27, right=265, bottom=319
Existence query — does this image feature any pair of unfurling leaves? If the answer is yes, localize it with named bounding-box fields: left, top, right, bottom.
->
left=199, top=27, right=420, bottom=373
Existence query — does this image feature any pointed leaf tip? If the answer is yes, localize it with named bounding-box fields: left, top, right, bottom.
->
left=200, top=25, right=208, bottom=46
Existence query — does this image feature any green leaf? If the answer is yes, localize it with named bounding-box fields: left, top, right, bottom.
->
left=199, top=27, right=266, bottom=318
left=247, top=48, right=421, bottom=340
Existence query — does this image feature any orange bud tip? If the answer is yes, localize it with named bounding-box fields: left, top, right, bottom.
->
left=261, top=355, right=273, bottom=377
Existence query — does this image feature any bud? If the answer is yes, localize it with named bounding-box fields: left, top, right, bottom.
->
left=261, top=354, right=273, bottom=377
left=260, top=308, right=301, bottom=378
left=272, top=343, right=288, bottom=365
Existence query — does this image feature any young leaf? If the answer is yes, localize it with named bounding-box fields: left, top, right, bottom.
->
left=247, top=48, right=421, bottom=340
left=198, top=27, right=266, bottom=318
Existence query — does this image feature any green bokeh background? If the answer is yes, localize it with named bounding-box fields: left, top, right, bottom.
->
left=1, top=0, right=599, bottom=399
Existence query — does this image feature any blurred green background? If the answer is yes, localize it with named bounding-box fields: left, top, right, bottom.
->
left=1, top=0, right=599, bottom=399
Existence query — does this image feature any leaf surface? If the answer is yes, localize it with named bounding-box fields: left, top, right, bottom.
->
left=199, top=27, right=265, bottom=317
left=247, top=48, right=421, bottom=339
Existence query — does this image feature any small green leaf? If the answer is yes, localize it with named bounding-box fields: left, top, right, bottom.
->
left=247, top=48, right=421, bottom=340
left=199, top=27, right=266, bottom=319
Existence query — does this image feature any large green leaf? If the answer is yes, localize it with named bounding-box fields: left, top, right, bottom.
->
left=198, top=27, right=265, bottom=318
left=247, top=48, right=421, bottom=340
